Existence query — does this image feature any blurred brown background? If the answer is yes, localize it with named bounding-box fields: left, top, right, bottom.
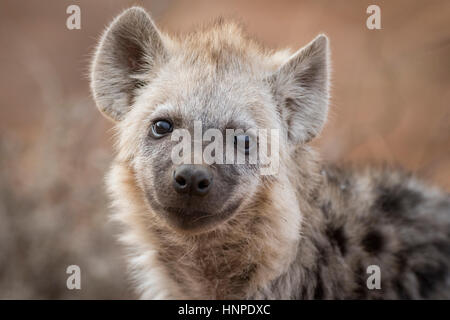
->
left=0, top=0, right=449, bottom=299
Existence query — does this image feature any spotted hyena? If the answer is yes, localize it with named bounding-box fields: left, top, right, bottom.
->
left=90, top=7, right=450, bottom=299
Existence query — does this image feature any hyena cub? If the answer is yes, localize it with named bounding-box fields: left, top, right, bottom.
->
left=90, top=7, right=450, bottom=299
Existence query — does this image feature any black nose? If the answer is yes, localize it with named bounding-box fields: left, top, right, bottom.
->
left=173, top=165, right=213, bottom=196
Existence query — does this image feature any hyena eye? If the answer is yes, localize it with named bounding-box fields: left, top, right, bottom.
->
left=234, top=135, right=254, bottom=155
left=151, top=120, right=173, bottom=138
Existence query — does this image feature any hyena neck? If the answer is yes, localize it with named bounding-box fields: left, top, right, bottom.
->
left=110, top=147, right=324, bottom=299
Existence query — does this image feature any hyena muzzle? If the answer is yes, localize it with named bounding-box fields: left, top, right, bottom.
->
left=90, top=7, right=450, bottom=299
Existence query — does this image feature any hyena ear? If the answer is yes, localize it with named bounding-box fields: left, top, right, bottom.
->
left=270, top=34, right=330, bottom=143
left=90, top=7, right=166, bottom=121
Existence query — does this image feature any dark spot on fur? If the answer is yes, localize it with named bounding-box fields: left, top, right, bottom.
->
left=375, top=185, right=423, bottom=215
left=352, top=262, right=368, bottom=299
left=393, top=278, right=411, bottom=299
left=323, top=166, right=351, bottom=195
left=313, top=271, right=324, bottom=299
left=231, top=263, right=257, bottom=283
left=310, top=187, right=320, bottom=202
left=326, top=225, right=347, bottom=256
left=414, top=263, right=447, bottom=298
left=361, top=230, right=384, bottom=255
left=316, top=245, right=329, bottom=266
left=299, top=285, right=308, bottom=300
left=133, top=79, right=147, bottom=89
left=395, top=252, right=408, bottom=274
left=433, top=241, right=450, bottom=256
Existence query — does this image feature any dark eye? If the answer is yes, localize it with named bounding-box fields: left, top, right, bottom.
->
left=234, top=135, right=252, bottom=155
left=151, top=120, right=173, bottom=138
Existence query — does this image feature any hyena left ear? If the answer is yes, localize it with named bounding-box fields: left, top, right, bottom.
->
left=90, top=7, right=167, bottom=121
left=270, top=34, right=330, bottom=143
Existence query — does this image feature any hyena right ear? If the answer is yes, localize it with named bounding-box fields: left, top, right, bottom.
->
left=90, top=7, right=166, bottom=121
left=269, top=35, right=330, bottom=143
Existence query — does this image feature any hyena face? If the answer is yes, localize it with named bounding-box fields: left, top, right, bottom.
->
left=91, top=7, right=329, bottom=234
left=126, top=70, right=276, bottom=233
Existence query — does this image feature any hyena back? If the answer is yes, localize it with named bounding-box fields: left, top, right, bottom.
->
left=90, top=7, right=450, bottom=299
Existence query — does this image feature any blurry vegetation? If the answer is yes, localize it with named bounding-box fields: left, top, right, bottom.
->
left=0, top=97, right=132, bottom=298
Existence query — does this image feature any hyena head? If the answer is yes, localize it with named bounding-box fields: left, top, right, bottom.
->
left=91, top=7, right=329, bottom=234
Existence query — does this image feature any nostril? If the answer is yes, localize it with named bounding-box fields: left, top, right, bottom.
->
left=197, top=179, right=210, bottom=190
left=175, top=175, right=187, bottom=187
left=173, top=168, right=190, bottom=194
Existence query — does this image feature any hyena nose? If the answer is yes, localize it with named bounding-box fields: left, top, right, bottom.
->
left=173, top=164, right=213, bottom=196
